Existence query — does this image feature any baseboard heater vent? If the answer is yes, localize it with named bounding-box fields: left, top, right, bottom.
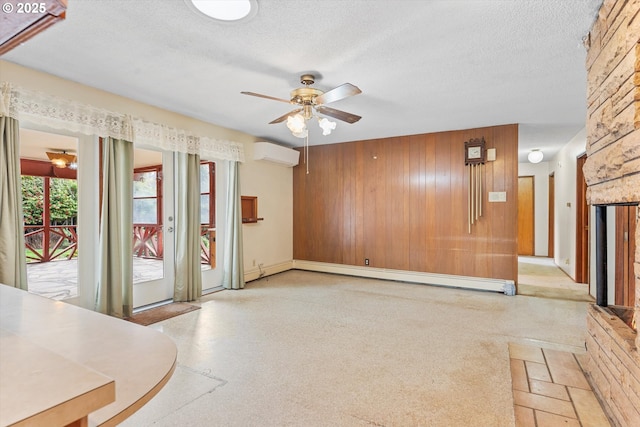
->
left=292, top=260, right=516, bottom=295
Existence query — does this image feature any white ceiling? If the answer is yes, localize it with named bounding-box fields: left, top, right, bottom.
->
left=3, top=0, right=602, bottom=163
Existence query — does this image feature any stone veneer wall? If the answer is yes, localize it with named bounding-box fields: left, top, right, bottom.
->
left=583, top=0, right=640, bottom=426
left=585, top=305, right=640, bottom=425
left=583, top=0, right=639, bottom=342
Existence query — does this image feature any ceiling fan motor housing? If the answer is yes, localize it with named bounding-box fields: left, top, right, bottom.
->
left=290, top=87, right=323, bottom=105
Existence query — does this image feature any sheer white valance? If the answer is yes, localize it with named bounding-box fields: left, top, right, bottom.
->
left=0, top=82, right=244, bottom=162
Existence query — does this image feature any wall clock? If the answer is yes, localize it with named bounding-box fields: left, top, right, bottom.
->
left=465, top=137, right=486, bottom=165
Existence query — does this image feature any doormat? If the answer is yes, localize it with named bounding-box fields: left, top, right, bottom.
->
left=128, top=302, right=200, bottom=326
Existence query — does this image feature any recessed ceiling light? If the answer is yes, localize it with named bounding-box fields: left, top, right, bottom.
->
left=189, top=0, right=257, bottom=22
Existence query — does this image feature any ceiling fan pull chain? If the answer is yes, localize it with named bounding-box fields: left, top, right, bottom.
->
left=305, top=134, right=309, bottom=175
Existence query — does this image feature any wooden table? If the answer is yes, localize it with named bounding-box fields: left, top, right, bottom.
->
left=0, top=286, right=177, bottom=426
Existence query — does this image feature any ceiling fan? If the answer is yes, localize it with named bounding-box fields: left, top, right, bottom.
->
left=241, top=74, right=362, bottom=137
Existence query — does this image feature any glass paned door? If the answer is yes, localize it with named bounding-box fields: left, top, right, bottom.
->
left=200, top=161, right=215, bottom=271
left=132, top=149, right=174, bottom=308
left=201, top=159, right=223, bottom=291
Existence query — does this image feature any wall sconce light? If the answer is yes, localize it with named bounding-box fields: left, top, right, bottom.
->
left=528, top=149, right=544, bottom=164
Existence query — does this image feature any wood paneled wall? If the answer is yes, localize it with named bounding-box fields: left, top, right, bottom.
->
left=293, top=124, right=518, bottom=281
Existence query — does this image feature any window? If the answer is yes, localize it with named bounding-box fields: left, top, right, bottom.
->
left=133, top=167, right=161, bottom=225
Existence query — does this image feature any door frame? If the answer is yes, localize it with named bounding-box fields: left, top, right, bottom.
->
left=575, top=153, right=589, bottom=284
left=548, top=173, right=555, bottom=258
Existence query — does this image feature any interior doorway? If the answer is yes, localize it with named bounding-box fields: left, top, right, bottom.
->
left=576, top=154, right=589, bottom=284
left=518, top=176, right=535, bottom=256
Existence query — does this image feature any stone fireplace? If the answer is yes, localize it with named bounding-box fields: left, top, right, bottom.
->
left=581, top=0, right=639, bottom=425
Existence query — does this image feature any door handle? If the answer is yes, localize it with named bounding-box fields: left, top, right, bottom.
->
left=167, top=226, right=174, bottom=233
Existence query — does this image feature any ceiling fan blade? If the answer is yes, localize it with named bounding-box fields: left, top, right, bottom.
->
left=314, top=83, right=361, bottom=105
left=315, top=106, right=361, bottom=124
left=269, top=108, right=303, bottom=124
left=241, top=91, right=291, bottom=104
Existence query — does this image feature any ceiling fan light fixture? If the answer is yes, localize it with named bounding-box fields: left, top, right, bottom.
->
left=286, top=114, right=307, bottom=134
left=318, top=117, right=336, bottom=135
left=51, top=158, right=67, bottom=168
left=528, top=149, right=544, bottom=164
left=292, top=129, right=308, bottom=139
left=189, top=0, right=256, bottom=22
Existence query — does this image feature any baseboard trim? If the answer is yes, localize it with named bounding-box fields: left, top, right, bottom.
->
left=291, top=260, right=515, bottom=295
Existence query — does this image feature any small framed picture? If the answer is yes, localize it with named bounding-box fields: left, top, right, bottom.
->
left=465, top=137, right=486, bottom=165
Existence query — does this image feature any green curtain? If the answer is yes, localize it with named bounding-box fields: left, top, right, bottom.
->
left=222, top=160, right=244, bottom=289
left=0, top=116, right=28, bottom=289
left=173, top=151, right=202, bottom=301
left=95, top=137, right=133, bottom=318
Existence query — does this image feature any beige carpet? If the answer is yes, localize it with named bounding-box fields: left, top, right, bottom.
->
left=128, top=302, right=200, bottom=326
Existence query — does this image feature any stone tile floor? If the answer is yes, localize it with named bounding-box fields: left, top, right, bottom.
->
left=509, top=342, right=611, bottom=427
left=26, top=258, right=217, bottom=299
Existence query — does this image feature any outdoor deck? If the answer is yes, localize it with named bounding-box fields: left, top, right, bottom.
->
left=27, top=258, right=166, bottom=300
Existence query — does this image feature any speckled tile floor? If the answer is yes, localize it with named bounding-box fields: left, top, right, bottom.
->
left=119, top=270, right=594, bottom=427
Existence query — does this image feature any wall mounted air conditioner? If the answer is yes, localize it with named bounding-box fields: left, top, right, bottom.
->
left=253, top=142, right=300, bottom=167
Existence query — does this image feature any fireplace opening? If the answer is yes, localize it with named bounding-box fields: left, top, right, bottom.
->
left=594, top=204, right=638, bottom=332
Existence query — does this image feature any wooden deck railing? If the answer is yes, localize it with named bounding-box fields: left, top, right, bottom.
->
left=132, top=225, right=163, bottom=258
left=24, top=224, right=78, bottom=263
left=26, top=224, right=214, bottom=267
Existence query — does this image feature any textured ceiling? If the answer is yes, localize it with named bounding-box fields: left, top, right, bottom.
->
left=3, top=0, right=602, bottom=162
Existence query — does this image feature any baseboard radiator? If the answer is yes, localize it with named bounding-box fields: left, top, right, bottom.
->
left=291, top=260, right=516, bottom=295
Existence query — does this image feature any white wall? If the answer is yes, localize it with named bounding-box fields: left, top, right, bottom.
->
left=2, top=61, right=294, bottom=296
left=548, top=128, right=587, bottom=280
left=240, top=142, right=294, bottom=280
left=518, top=161, right=550, bottom=256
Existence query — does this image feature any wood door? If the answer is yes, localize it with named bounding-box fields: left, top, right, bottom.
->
left=576, top=154, right=589, bottom=284
left=548, top=173, right=555, bottom=258
left=518, top=176, right=535, bottom=255
left=615, top=205, right=637, bottom=306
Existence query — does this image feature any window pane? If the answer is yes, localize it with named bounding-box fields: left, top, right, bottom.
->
left=200, top=164, right=210, bottom=193
left=133, top=199, right=158, bottom=224
left=200, top=195, right=210, bottom=224
left=133, top=171, right=157, bottom=197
